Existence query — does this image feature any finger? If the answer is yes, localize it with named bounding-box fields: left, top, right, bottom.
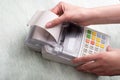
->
left=95, top=71, right=113, bottom=76
left=91, top=67, right=105, bottom=73
left=91, top=68, right=114, bottom=76
left=76, top=61, right=94, bottom=70
left=51, top=4, right=61, bottom=15
left=46, top=15, right=66, bottom=28
left=76, top=67, right=86, bottom=72
left=96, top=72, right=107, bottom=76
left=51, top=2, right=64, bottom=15
left=73, top=54, right=99, bottom=63
left=110, top=70, right=120, bottom=76
left=79, top=61, right=101, bottom=71
left=106, top=45, right=113, bottom=51
left=107, top=46, right=120, bottom=52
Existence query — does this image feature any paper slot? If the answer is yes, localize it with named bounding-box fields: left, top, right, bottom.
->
left=28, top=10, right=62, bottom=42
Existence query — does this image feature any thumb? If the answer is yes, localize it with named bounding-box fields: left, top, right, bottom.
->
left=73, top=54, right=99, bottom=63
left=107, top=45, right=120, bottom=52
left=106, top=46, right=112, bottom=51
left=46, top=15, right=66, bottom=28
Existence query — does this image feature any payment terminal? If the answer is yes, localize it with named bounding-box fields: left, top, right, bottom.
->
left=25, top=10, right=110, bottom=66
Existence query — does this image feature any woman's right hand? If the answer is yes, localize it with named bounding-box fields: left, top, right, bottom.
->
left=46, top=2, right=96, bottom=28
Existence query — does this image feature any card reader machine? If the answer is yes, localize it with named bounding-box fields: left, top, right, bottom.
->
left=25, top=11, right=110, bottom=66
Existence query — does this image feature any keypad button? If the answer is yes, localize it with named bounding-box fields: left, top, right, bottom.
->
left=90, top=45, right=94, bottom=50
left=95, top=47, right=99, bottom=52
left=91, top=40, right=95, bottom=45
left=83, top=48, right=88, bottom=53
left=97, top=33, right=101, bottom=38
left=96, top=42, right=100, bottom=47
left=102, top=35, right=106, bottom=40
left=100, top=44, right=105, bottom=48
left=88, top=50, right=93, bottom=54
left=101, top=39, right=105, bottom=44
left=87, top=30, right=91, bottom=34
left=86, top=39, right=90, bottom=43
left=84, top=43, right=89, bottom=48
left=92, top=35, right=96, bottom=40
left=96, top=38, right=101, bottom=42
left=92, top=31, right=97, bottom=36
left=87, top=34, right=91, bottom=39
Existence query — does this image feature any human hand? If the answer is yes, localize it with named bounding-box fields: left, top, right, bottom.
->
left=46, top=2, right=120, bottom=28
left=73, top=46, right=120, bottom=76
left=46, top=2, right=96, bottom=28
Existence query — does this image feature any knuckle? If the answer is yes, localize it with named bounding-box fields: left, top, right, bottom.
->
left=80, top=57, right=86, bottom=61
left=50, top=20, right=57, bottom=26
left=57, top=18, right=62, bottom=23
left=59, top=1, right=65, bottom=5
left=81, top=65, right=86, bottom=69
left=63, top=14, right=70, bottom=21
left=53, top=18, right=61, bottom=25
left=64, top=13, right=69, bottom=18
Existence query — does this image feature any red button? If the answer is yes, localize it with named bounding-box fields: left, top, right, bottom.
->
left=91, top=41, right=95, bottom=45
left=86, top=39, right=90, bottom=43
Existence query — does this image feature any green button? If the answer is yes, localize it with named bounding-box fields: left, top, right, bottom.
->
left=87, top=30, right=91, bottom=34
left=87, top=34, right=91, bottom=39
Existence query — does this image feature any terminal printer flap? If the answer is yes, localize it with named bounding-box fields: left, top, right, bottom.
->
left=27, top=10, right=62, bottom=42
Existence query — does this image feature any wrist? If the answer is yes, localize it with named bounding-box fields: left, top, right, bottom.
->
left=85, top=8, right=102, bottom=25
left=86, top=5, right=120, bottom=25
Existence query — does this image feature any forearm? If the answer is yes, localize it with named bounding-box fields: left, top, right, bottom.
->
left=46, top=2, right=120, bottom=28
left=89, top=4, right=120, bottom=25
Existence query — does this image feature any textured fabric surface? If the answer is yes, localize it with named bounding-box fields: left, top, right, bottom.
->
left=0, top=0, right=120, bottom=80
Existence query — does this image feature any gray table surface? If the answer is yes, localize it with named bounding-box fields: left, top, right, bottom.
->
left=0, top=0, right=120, bottom=80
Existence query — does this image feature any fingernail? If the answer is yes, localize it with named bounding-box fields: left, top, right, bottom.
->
left=46, top=22, right=52, bottom=28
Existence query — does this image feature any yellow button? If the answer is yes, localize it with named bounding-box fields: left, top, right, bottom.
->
left=100, top=44, right=105, bottom=48
left=96, top=38, right=101, bottom=42
left=92, top=35, right=96, bottom=40
left=96, top=42, right=100, bottom=47
left=92, top=31, right=97, bottom=36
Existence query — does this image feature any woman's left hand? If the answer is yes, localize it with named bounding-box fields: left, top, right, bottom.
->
left=73, top=46, right=120, bottom=76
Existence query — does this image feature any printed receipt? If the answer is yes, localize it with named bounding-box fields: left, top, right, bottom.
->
left=28, top=10, right=62, bottom=42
